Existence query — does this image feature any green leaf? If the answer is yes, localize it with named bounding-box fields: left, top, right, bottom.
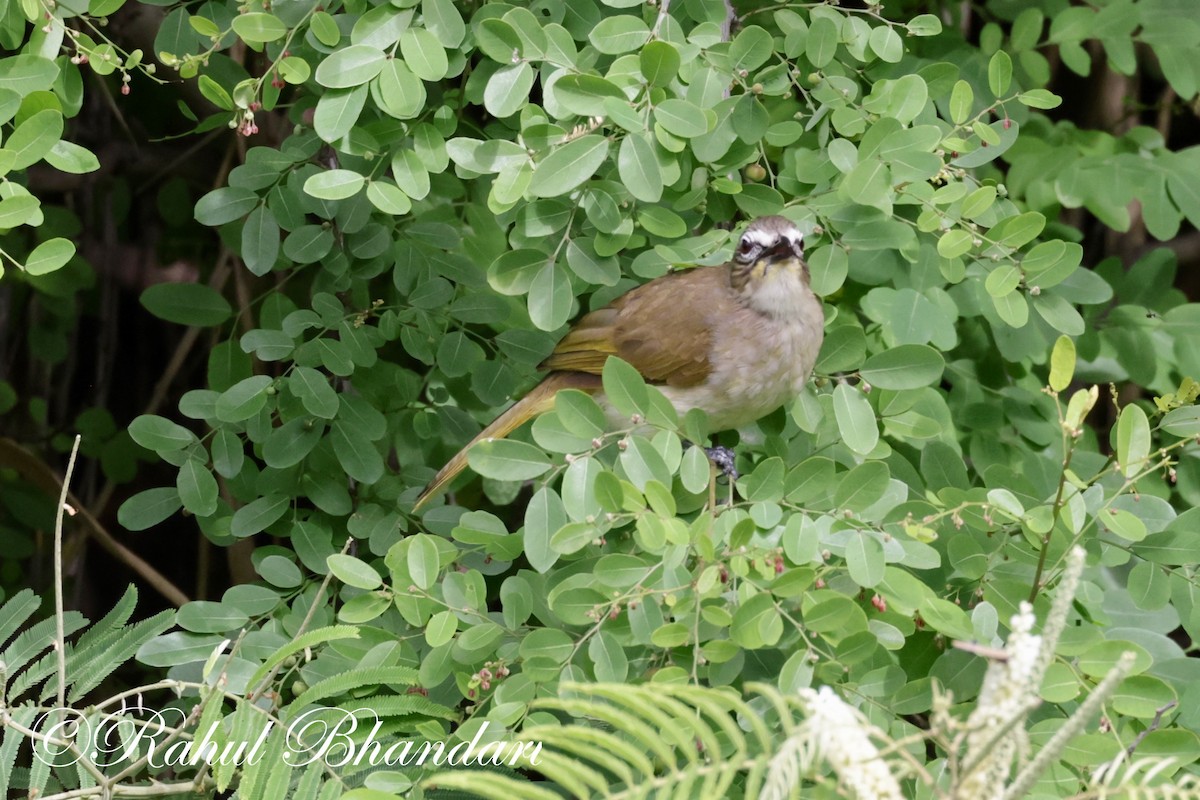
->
left=528, top=262, right=572, bottom=331
left=655, top=99, right=711, bottom=138
left=602, top=356, right=648, bottom=418
left=175, top=460, right=218, bottom=515
left=833, top=383, right=878, bottom=455
left=289, top=367, right=338, bottom=419
left=554, top=74, right=626, bottom=117
left=992, top=291, right=1028, bottom=328
left=195, top=187, right=257, bottom=226
left=0, top=55, right=60, bottom=97
left=327, top=554, right=382, bottom=590
left=556, top=389, right=605, bottom=439
left=988, top=50, right=1013, bottom=96
left=231, top=494, right=289, bottom=538
left=845, top=533, right=885, bottom=587
left=589, top=15, right=650, bottom=54
left=919, top=597, right=974, bottom=640
left=366, top=180, right=411, bottom=215
left=7, top=108, right=62, bottom=170
left=476, top=18, right=522, bottom=62
left=141, top=283, right=231, bottom=329
left=937, top=229, right=974, bottom=259
left=949, top=80, right=973, bottom=124
left=834, top=461, right=889, bottom=512
left=985, top=264, right=1021, bottom=297
left=550, top=521, right=596, bottom=555
left=618, top=133, right=663, bottom=203
left=467, top=439, right=552, bottom=480
left=868, top=25, right=903, bottom=63
left=176, top=601, right=248, bottom=633
left=118, top=487, right=182, bottom=531
left=484, top=63, right=534, bottom=118
left=525, top=487, right=565, bottom=573
left=1161, top=406, right=1200, bottom=437
left=24, top=238, right=75, bottom=275
left=991, top=211, right=1045, bottom=248
left=1049, top=335, right=1075, bottom=392
left=129, top=414, right=195, bottom=451
left=806, top=17, right=838, bottom=68
left=314, top=85, right=368, bottom=140
left=399, top=28, right=447, bottom=81
left=859, top=345, right=944, bottom=390
left=310, top=11, right=339, bottom=46
left=1018, top=89, right=1062, bottom=109
left=262, top=418, right=322, bottom=467
left=640, top=40, right=680, bottom=86
left=0, top=195, right=38, bottom=227
left=1098, top=508, right=1147, bottom=542
left=304, top=169, right=366, bottom=201
left=315, top=45, right=386, bottom=89
left=841, top=159, right=891, bottom=211
left=906, top=15, right=942, bottom=36
left=376, top=61, right=424, bottom=119
left=1116, top=403, right=1151, bottom=478
left=241, top=205, right=279, bottom=276
left=960, top=186, right=997, bottom=219
left=529, top=135, right=609, bottom=198
left=426, top=610, right=457, bottom=647
left=215, top=375, right=273, bottom=423
left=45, top=140, right=100, bottom=174
left=422, top=0, right=465, bottom=48
left=231, top=12, right=287, bottom=43
left=808, top=245, right=848, bottom=296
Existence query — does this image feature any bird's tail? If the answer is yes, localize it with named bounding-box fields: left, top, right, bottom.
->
left=412, top=372, right=600, bottom=511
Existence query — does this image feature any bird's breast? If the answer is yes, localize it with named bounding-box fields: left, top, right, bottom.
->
left=657, top=299, right=824, bottom=432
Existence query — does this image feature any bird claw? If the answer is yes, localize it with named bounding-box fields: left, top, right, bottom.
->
left=704, top=446, right=739, bottom=481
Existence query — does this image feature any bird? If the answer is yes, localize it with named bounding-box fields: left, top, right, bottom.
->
left=413, top=214, right=825, bottom=511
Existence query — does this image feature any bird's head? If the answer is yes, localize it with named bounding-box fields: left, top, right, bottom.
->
left=730, top=215, right=812, bottom=314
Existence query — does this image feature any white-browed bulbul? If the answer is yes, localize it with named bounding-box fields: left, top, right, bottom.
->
left=414, top=215, right=825, bottom=510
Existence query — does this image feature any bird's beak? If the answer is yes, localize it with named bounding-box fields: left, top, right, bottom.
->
left=765, top=239, right=801, bottom=260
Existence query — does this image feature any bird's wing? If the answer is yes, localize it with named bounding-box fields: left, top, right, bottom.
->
left=540, top=267, right=732, bottom=388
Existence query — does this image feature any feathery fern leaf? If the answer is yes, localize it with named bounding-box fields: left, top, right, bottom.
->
left=422, top=682, right=796, bottom=800
left=0, top=589, right=41, bottom=651
left=62, top=609, right=175, bottom=702
left=2, top=611, right=86, bottom=693
left=288, top=666, right=420, bottom=711
left=0, top=704, right=37, bottom=799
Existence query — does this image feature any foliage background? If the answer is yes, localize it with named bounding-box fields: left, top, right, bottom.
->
left=3, top=0, right=1200, bottom=796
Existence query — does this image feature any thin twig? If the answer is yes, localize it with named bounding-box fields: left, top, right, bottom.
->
left=720, top=0, right=736, bottom=41
left=0, top=437, right=190, bottom=606
left=1125, top=701, right=1178, bottom=757
left=54, top=435, right=82, bottom=711
left=652, top=0, right=670, bottom=35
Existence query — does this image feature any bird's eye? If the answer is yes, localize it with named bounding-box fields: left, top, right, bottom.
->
left=738, top=239, right=756, bottom=255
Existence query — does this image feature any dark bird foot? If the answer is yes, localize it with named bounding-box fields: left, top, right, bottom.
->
left=704, top=446, right=739, bottom=481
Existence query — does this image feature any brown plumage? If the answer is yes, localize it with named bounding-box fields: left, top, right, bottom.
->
left=413, top=215, right=824, bottom=510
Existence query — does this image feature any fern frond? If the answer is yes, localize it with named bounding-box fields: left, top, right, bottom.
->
left=233, top=722, right=287, bottom=800
left=423, top=770, right=564, bottom=800
left=0, top=704, right=38, bottom=798
left=335, top=693, right=458, bottom=721
left=288, top=666, right=419, bottom=711
left=288, top=761, right=325, bottom=800
left=423, top=682, right=790, bottom=800
left=63, top=609, right=175, bottom=702
left=1, top=611, right=85, bottom=687
left=70, top=585, right=137, bottom=651
left=244, top=624, right=360, bottom=690
left=26, top=728, right=51, bottom=799
left=0, top=589, right=41, bottom=651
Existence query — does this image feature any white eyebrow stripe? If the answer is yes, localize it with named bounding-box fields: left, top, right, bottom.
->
left=743, top=230, right=776, bottom=246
